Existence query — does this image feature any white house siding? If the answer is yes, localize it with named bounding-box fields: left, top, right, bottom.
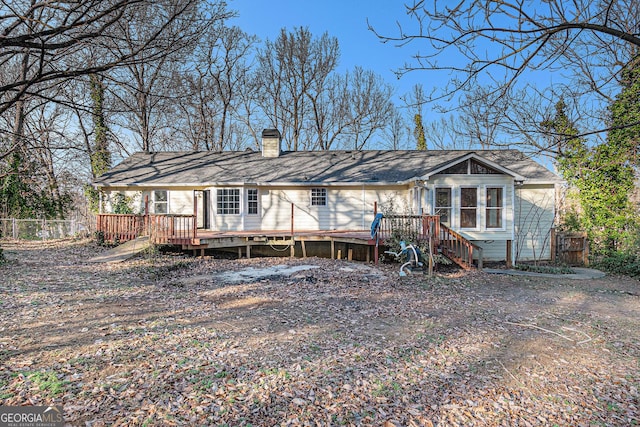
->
left=167, top=190, right=194, bottom=215
left=471, top=240, right=508, bottom=262
left=514, top=184, right=556, bottom=262
left=427, top=174, right=515, bottom=241
left=103, top=188, right=202, bottom=215
left=102, top=189, right=144, bottom=214
left=257, top=185, right=407, bottom=232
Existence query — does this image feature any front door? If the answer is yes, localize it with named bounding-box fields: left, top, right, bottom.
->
left=196, top=190, right=210, bottom=229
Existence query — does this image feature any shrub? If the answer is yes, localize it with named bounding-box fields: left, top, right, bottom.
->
left=592, top=252, right=640, bottom=278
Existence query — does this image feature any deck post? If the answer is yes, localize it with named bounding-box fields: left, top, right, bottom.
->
left=374, top=200, right=379, bottom=265
left=290, top=203, right=295, bottom=258
left=550, top=227, right=556, bottom=263
left=301, top=239, right=307, bottom=258
left=144, top=196, right=149, bottom=237
left=506, top=240, right=513, bottom=268
left=331, top=239, right=335, bottom=259
left=246, top=244, right=251, bottom=259
left=193, top=193, right=198, bottom=243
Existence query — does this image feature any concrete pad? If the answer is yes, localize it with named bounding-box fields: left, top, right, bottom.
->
left=88, top=236, right=150, bottom=263
left=484, top=267, right=606, bottom=280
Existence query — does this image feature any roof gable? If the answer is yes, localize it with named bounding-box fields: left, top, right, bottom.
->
left=420, top=152, right=526, bottom=181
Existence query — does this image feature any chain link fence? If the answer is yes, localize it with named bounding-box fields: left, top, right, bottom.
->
left=0, top=218, right=88, bottom=240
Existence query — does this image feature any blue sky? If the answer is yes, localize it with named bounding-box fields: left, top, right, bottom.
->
left=229, top=1, right=428, bottom=104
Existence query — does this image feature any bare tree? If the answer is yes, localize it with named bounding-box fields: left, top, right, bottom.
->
left=256, top=27, right=340, bottom=151
left=173, top=26, right=256, bottom=151
left=382, top=106, right=409, bottom=150
left=0, top=0, right=208, bottom=117
left=344, top=67, right=394, bottom=150
left=307, top=72, right=352, bottom=150
left=426, top=115, right=475, bottom=150
left=370, top=0, right=640, bottom=138
left=107, top=0, right=232, bottom=152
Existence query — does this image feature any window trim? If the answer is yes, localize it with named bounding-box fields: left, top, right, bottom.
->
left=434, top=187, right=452, bottom=227
left=153, top=190, right=169, bottom=214
left=485, top=186, right=506, bottom=230
left=310, top=188, right=327, bottom=207
left=216, top=188, right=241, bottom=215
left=247, top=188, right=259, bottom=215
left=459, top=186, right=479, bottom=230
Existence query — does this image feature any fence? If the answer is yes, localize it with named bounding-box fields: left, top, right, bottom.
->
left=0, top=218, right=87, bottom=240
left=552, top=230, right=589, bottom=266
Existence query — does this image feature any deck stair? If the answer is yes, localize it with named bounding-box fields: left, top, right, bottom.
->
left=378, top=215, right=482, bottom=269
left=438, top=224, right=483, bottom=269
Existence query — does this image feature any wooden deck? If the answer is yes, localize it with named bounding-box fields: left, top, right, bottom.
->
left=178, top=229, right=377, bottom=261
left=96, top=213, right=482, bottom=268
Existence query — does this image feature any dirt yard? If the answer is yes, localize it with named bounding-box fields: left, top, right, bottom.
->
left=0, top=238, right=638, bottom=426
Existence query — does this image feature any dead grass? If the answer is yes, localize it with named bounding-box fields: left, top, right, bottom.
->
left=0, top=238, right=638, bottom=426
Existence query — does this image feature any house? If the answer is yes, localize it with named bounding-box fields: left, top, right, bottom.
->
left=94, top=129, right=562, bottom=263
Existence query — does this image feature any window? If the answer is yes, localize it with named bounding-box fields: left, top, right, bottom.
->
left=153, top=190, right=168, bottom=214
left=217, top=188, right=240, bottom=215
left=247, top=188, right=258, bottom=215
left=311, top=188, right=327, bottom=206
left=460, top=187, right=478, bottom=228
left=486, top=187, right=503, bottom=228
left=434, top=188, right=452, bottom=226
left=440, top=159, right=502, bottom=175
left=441, top=161, right=468, bottom=174
left=470, top=159, right=501, bottom=174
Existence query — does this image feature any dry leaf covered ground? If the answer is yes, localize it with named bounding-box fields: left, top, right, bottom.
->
left=0, top=238, right=638, bottom=426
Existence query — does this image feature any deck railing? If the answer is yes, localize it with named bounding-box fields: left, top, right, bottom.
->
left=96, top=214, right=146, bottom=243
left=439, top=223, right=483, bottom=269
left=147, top=214, right=196, bottom=244
left=96, top=213, right=197, bottom=244
left=378, top=215, right=440, bottom=246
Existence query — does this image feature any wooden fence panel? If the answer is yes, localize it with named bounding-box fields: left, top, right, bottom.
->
left=555, top=231, right=589, bottom=266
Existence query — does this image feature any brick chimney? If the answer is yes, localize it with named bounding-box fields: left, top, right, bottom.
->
left=261, top=128, right=282, bottom=158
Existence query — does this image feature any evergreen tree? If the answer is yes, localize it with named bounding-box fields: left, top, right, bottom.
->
left=85, top=74, right=112, bottom=213
left=544, top=60, right=639, bottom=254
left=414, top=114, right=426, bottom=150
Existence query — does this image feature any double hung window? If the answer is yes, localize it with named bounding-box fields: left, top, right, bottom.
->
left=460, top=188, right=478, bottom=228
left=486, top=187, right=503, bottom=228
left=217, top=189, right=240, bottom=215
left=435, top=188, right=452, bottom=227
left=153, top=190, right=168, bottom=214
left=247, top=189, right=259, bottom=215
left=311, top=188, right=327, bottom=206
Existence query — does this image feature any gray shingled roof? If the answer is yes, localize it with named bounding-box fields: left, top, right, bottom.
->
left=94, top=149, right=561, bottom=187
